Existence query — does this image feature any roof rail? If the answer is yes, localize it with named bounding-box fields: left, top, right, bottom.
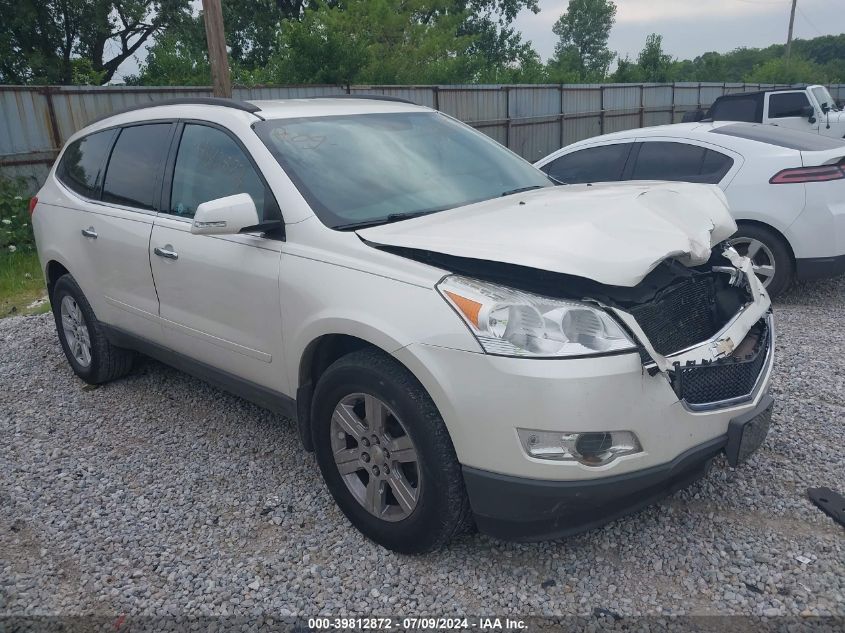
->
left=87, top=97, right=261, bottom=125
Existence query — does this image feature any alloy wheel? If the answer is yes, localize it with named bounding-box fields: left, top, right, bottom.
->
left=330, top=393, right=421, bottom=522
left=729, top=237, right=776, bottom=288
left=60, top=295, right=92, bottom=368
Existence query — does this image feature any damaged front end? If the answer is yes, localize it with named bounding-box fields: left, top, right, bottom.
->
left=373, top=241, right=773, bottom=411
left=608, top=246, right=773, bottom=410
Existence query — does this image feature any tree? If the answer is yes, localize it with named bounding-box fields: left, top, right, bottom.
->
left=744, top=56, right=826, bottom=85
left=0, top=0, right=192, bottom=85
left=610, top=56, right=641, bottom=83
left=637, top=33, right=673, bottom=82
left=263, top=0, right=478, bottom=85
left=549, top=0, right=616, bottom=81
left=126, top=25, right=211, bottom=86
left=135, top=0, right=544, bottom=85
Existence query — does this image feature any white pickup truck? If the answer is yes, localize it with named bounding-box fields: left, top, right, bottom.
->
left=686, top=85, right=845, bottom=138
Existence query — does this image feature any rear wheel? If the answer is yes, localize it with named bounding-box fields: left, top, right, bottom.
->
left=729, top=224, right=794, bottom=298
left=311, top=348, right=471, bottom=553
left=51, top=274, right=135, bottom=384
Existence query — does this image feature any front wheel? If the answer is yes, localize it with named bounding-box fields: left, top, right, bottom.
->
left=729, top=225, right=794, bottom=298
left=311, top=348, right=471, bottom=553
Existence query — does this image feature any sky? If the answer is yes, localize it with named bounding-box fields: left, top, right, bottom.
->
left=115, top=0, right=845, bottom=81
left=513, top=0, right=845, bottom=64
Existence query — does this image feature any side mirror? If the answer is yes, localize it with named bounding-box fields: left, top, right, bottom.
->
left=821, top=102, right=831, bottom=114
left=191, top=193, right=259, bottom=236
left=800, top=105, right=816, bottom=124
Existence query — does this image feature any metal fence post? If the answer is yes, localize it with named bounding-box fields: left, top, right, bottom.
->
left=559, top=85, right=565, bottom=148
left=599, top=86, right=605, bottom=135
left=504, top=86, right=511, bottom=149
left=39, top=86, right=62, bottom=153
left=639, top=84, right=644, bottom=128
left=671, top=83, right=677, bottom=123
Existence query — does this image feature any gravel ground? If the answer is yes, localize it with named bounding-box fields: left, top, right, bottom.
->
left=1, top=277, right=843, bottom=620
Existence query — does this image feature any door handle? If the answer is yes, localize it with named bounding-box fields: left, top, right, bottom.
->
left=154, top=246, right=178, bottom=261
left=81, top=227, right=97, bottom=239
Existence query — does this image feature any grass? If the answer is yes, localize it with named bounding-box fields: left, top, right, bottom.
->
left=0, top=250, right=50, bottom=318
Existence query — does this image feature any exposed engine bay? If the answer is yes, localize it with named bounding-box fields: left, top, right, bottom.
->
left=368, top=240, right=773, bottom=407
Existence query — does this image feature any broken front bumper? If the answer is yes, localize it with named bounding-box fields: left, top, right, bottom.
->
left=462, top=394, right=774, bottom=542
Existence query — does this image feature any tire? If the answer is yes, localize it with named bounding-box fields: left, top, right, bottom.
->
left=51, top=274, right=135, bottom=385
left=311, top=348, right=471, bottom=553
left=729, top=224, right=794, bottom=298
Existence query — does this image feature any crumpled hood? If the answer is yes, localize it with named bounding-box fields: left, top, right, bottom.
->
left=358, top=182, right=737, bottom=287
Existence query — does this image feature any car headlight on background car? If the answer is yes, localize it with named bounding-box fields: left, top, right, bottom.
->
left=437, top=275, right=637, bottom=358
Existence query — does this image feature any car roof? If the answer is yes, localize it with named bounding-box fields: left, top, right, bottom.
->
left=249, top=97, right=430, bottom=120
left=85, top=96, right=430, bottom=128
left=716, top=87, right=813, bottom=99
left=552, top=121, right=825, bottom=155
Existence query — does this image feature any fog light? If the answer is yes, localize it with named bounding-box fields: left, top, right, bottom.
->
left=517, top=429, right=642, bottom=466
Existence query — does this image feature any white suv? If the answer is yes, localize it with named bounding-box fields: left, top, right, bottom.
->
left=32, top=97, right=775, bottom=553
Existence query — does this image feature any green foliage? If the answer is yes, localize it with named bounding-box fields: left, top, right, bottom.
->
left=71, top=59, right=108, bottom=86
left=637, top=34, right=673, bottom=83
left=0, top=0, right=192, bottom=85
left=146, top=0, right=544, bottom=86
left=611, top=33, right=845, bottom=85
left=126, top=28, right=211, bottom=86
left=610, top=56, right=642, bottom=83
left=0, top=251, right=48, bottom=317
left=132, top=0, right=542, bottom=86
left=549, top=0, right=617, bottom=81
left=0, top=178, right=35, bottom=253
left=744, top=56, right=827, bottom=85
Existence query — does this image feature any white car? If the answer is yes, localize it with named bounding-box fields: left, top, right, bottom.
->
left=32, top=97, right=774, bottom=553
left=536, top=121, right=845, bottom=297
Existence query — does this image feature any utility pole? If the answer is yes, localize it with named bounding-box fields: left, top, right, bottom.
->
left=785, top=0, right=798, bottom=65
left=202, top=0, right=232, bottom=98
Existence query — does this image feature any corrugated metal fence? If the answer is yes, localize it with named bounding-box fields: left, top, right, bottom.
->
left=2, top=82, right=843, bottom=192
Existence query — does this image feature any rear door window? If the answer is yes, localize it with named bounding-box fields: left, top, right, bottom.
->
left=56, top=129, right=117, bottom=198
left=768, top=92, right=811, bottom=118
left=168, top=123, right=279, bottom=220
left=102, top=123, right=173, bottom=211
left=631, top=142, right=733, bottom=184
left=541, top=143, right=633, bottom=184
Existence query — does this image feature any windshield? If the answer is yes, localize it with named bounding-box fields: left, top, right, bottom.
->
left=254, top=111, right=552, bottom=229
left=812, top=87, right=839, bottom=112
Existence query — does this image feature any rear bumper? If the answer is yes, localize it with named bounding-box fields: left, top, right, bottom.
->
left=795, top=254, right=845, bottom=281
left=464, top=395, right=773, bottom=542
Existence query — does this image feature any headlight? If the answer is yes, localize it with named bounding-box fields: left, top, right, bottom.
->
left=437, top=275, right=636, bottom=358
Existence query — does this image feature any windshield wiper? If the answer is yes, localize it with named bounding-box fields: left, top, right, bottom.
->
left=500, top=185, right=545, bottom=197
left=333, top=209, right=440, bottom=231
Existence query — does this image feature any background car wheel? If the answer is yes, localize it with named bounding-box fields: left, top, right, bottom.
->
left=51, top=274, right=135, bottom=384
left=729, top=224, right=794, bottom=298
left=311, top=348, right=471, bottom=553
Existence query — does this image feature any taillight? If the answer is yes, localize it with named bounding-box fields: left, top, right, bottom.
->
left=28, top=196, right=38, bottom=215
left=770, top=164, right=845, bottom=184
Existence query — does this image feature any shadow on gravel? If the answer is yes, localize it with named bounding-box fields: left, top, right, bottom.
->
left=774, top=274, right=845, bottom=308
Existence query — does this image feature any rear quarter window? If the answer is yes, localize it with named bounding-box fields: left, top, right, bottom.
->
left=631, top=142, right=733, bottom=184
left=56, top=129, right=117, bottom=198
left=711, top=96, right=761, bottom=122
